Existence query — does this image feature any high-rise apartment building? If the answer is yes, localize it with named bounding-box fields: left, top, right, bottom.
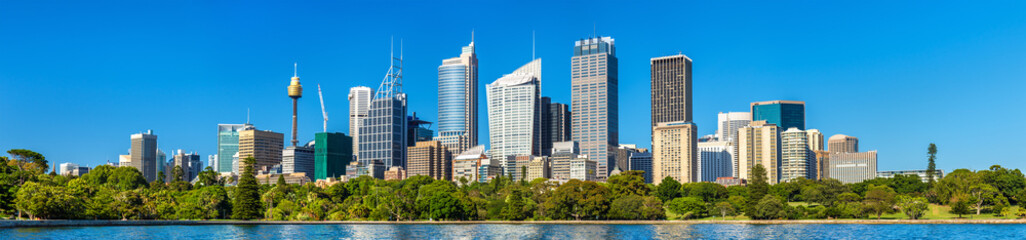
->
left=437, top=41, right=478, bottom=155
left=130, top=130, right=158, bottom=182
left=359, top=48, right=408, bottom=171
left=781, top=128, right=814, bottom=182
left=348, top=86, right=372, bottom=160
left=314, top=132, right=352, bottom=181
left=652, top=121, right=697, bottom=185
left=828, top=151, right=877, bottom=183
left=407, top=140, right=453, bottom=181
left=487, top=59, right=543, bottom=169
left=698, top=141, right=733, bottom=182
left=651, top=54, right=693, bottom=127
left=751, top=100, right=805, bottom=131
left=239, top=126, right=284, bottom=171
left=806, top=129, right=825, bottom=151
left=572, top=36, right=618, bottom=179
left=738, top=121, right=780, bottom=184
left=549, top=102, right=572, bottom=150
left=828, top=134, right=859, bottom=153
left=217, top=124, right=248, bottom=173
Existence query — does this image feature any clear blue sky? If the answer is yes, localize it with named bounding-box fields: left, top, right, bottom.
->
left=2, top=1, right=1024, bottom=172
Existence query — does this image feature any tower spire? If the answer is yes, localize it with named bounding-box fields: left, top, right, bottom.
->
left=293, top=62, right=298, bottom=77
left=532, top=30, right=536, bottom=60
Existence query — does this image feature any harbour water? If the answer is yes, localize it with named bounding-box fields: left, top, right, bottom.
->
left=3, top=223, right=1024, bottom=239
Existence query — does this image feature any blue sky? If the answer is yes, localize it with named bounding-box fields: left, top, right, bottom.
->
left=1, top=1, right=1024, bottom=172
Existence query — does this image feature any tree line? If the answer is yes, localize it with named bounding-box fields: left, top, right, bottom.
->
left=2, top=146, right=1025, bottom=221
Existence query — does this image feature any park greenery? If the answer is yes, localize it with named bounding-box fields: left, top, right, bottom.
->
left=2, top=146, right=1026, bottom=221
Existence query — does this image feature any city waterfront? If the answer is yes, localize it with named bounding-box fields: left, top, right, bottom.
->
left=4, top=223, right=1026, bottom=239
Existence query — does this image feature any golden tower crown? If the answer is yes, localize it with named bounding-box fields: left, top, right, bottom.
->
left=288, top=63, right=302, bottom=98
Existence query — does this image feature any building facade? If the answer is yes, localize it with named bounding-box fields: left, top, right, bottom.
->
left=828, top=151, right=877, bottom=184
left=651, top=54, right=693, bottom=126
left=238, top=126, right=284, bottom=172
left=828, top=134, right=859, bottom=153
left=569, top=158, right=598, bottom=181
left=652, top=121, right=697, bottom=185
left=806, top=129, right=825, bottom=151
left=407, top=140, right=453, bottom=181
left=738, top=121, right=780, bottom=184
left=172, top=150, right=203, bottom=182
left=698, top=141, right=733, bottom=182
left=359, top=51, right=408, bottom=171
left=814, top=150, right=830, bottom=180
left=751, top=100, right=805, bottom=131
left=487, top=59, right=543, bottom=169
left=452, top=146, right=494, bottom=183
left=527, top=156, right=551, bottom=180
left=282, top=145, right=315, bottom=181
left=781, top=128, right=814, bottom=182
left=437, top=41, right=478, bottom=155
left=314, top=132, right=352, bottom=181
left=878, top=170, right=944, bottom=183
left=130, top=130, right=158, bottom=182
left=572, top=36, right=618, bottom=180
left=348, top=86, right=372, bottom=160
left=628, top=151, right=653, bottom=183
left=548, top=102, right=572, bottom=153
left=217, top=124, right=249, bottom=173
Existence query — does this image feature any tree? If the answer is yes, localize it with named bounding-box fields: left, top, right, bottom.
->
left=501, top=188, right=529, bottom=220
left=934, top=169, right=981, bottom=204
left=747, top=164, right=770, bottom=213
left=607, top=195, right=664, bottom=220
left=655, top=177, right=681, bottom=202
left=715, top=202, right=736, bottom=220
left=926, top=143, right=937, bottom=185
left=688, top=182, right=728, bottom=203
left=751, top=195, right=786, bottom=220
left=896, top=195, right=929, bottom=220
left=172, top=165, right=184, bottom=182
left=232, top=157, right=261, bottom=220
left=950, top=194, right=972, bottom=218
left=666, top=197, right=706, bottom=219
left=7, top=149, right=47, bottom=183
left=967, top=183, right=1002, bottom=215
left=195, top=167, right=219, bottom=187
left=862, top=185, right=897, bottom=219
left=608, top=171, right=649, bottom=198
left=542, top=180, right=611, bottom=220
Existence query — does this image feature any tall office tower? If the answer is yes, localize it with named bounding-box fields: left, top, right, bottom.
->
left=437, top=41, right=478, bottom=155
left=130, top=130, right=158, bottom=182
left=288, top=63, right=303, bottom=147
left=217, top=124, right=249, bottom=173
left=487, top=59, right=543, bottom=169
left=751, top=100, right=805, bottom=131
left=539, top=97, right=553, bottom=156
left=628, top=150, right=654, bottom=183
left=360, top=46, right=408, bottom=171
left=813, top=150, right=830, bottom=180
left=828, top=134, right=859, bottom=153
left=652, top=121, right=697, bottom=185
left=651, top=54, right=693, bottom=127
left=282, top=143, right=315, bottom=180
left=407, top=140, right=453, bottom=181
left=716, top=112, right=751, bottom=142
left=781, top=128, right=814, bottom=182
left=407, top=113, right=434, bottom=146
left=314, top=132, right=352, bottom=180
left=549, top=102, right=572, bottom=149
left=698, top=141, right=734, bottom=182
left=572, top=36, right=618, bottom=179
left=348, top=86, right=372, bottom=160
left=738, top=121, right=780, bottom=184
left=239, top=125, right=284, bottom=171
left=155, top=149, right=166, bottom=178
left=806, top=129, right=825, bottom=151
left=172, top=150, right=202, bottom=182
left=828, top=151, right=877, bottom=183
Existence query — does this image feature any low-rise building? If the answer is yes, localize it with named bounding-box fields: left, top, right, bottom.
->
left=877, top=169, right=944, bottom=182
left=569, top=157, right=597, bottom=181
left=828, top=151, right=877, bottom=184
left=527, top=156, right=551, bottom=180
left=384, top=166, right=407, bottom=181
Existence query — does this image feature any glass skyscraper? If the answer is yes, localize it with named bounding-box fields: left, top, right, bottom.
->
left=571, top=36, right=618, bottom=179
left=437, top=41, right=478, bottom=155
left=216, top=123, right=249, bottom=173
left=359, top=48, right=408, bottom=170
left=751, top=100, right=806, bottom=131
left=314, top=132, right=352, bottom=180
left=487, top=59, right=543, bottom=169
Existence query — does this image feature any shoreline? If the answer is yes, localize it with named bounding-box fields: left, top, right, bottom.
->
left=3, top=219, right=1026, bottom=228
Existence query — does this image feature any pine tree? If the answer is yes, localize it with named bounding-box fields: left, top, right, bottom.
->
left=232, top=157, right=261, bottom=220
left=926, top=143, right=937, bottom=185
left=747, top=164, right=770, bottom=214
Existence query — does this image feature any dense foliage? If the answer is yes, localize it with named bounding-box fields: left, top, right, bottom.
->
left=2, top=148, right=1026, bottom=221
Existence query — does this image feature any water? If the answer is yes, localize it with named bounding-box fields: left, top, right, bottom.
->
left=2, top=224, right=1025, bottom=239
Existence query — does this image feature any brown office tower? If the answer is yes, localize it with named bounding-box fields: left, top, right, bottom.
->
left=406, top=140, right=453, bottom=181
left=650, top=54, right=693, bottom=127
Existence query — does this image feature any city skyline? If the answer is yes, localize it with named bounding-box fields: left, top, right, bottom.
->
left=2, top=1, right=1025, bottom=173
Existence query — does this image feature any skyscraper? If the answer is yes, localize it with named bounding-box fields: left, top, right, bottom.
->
left=437, top=41, right=478, bottom=155
left=651, top=54, right=693, bottom=126
left=698, top=141, right=733, bottom=182
left=539, top=97, right=552, bottom=156
left=218, top=124, right=251, bottom=173
left=781, top=127, right=814, bottom=182
left=716, top=112, right=751, bottom=143
left=314, top=132, right=352, bottom=180
left=487, top=59, right=543, bottom=169
left=407, top=140, right=452, bottom=181
left=738, top=121, right=780, bottom=184
left=549, top=102, right=571, bottom=150
left=130, top=130, right=157, bottom=182
left=806, top=129, right=825, bottom=151
left=359, top=44, right=408, bottom=170
left=751, top=100, right=805, bottom=131
left=407, top=113, right=434, bottom=146
left=652, top=121, right=697, bottom=185
left=828, top=134, right=859, bottom=153
left=572, top=36, right=618, bottom=179
left=348, top=86, right=372, bottom=160
left=172, top=150, right=202, bottom=182
left=238, top=125, right=284, bottom=171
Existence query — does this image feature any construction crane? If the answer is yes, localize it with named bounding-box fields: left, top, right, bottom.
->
left=318, top=84, right=328, bottom=132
